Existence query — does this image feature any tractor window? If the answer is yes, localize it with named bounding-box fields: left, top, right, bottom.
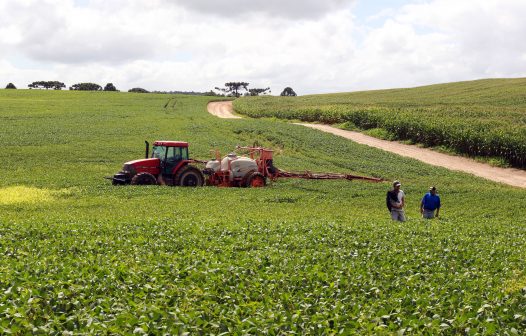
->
left=167, top=147, right=183, bottom=162
left=152, top=146, right=167, bottom=160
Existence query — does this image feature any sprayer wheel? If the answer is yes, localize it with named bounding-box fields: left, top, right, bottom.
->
left=245, top=172, right=266, bottom=188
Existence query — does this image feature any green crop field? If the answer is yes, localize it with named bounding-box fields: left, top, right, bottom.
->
left=234, top=78, right=526, bottom=168
left=1, top=89, right=526, bottom=334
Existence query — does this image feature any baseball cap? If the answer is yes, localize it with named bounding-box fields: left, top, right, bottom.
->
left=429, top=186, right=436, bottom=191
left=393, top=180, right=401, bottom=187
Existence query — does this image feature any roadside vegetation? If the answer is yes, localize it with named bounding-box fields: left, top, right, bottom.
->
left=234, top=78, right=526, bottom=169
left=1, top=89, right=525, bottom=334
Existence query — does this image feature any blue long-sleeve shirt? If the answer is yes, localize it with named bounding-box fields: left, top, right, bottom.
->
left=421, top=192, right=441, bottom=210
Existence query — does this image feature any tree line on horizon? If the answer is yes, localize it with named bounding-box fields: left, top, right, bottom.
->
left=4, top=81, right=298, bottom=96
left=1, top=81, right=119, bottom=91
left=215, top=82, right=297, bottom=97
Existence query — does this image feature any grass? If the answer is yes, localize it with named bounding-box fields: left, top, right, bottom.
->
left=233, top=78, right=526, bottom=168
left=0, top=89, right=525, bottom=334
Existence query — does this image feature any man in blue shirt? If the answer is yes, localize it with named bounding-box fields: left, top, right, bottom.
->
left=420, top=186, right=441, bottom=219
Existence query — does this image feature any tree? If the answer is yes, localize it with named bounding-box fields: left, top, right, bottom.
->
left=215, top=82, right=249, bottom=97
left=28, top=81, right=65, bottom=90
left=103, top=83, right=118, bottom=91
left=280, top=87, right=297, bottom=96
left=69, top=83, right=102, bottom=91
left=5, top=83, right=16, bottom=89
left=128, top=88, right=149, bottom=93
left=249, top=87, right=271, bottom=96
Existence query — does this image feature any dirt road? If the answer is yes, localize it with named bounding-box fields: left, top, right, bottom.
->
left=207, top=101, right=526, bottom=188
left=207, top=101, right=242, bottom=119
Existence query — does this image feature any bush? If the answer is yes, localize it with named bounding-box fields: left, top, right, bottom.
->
left=128, top=88, right=149, bottom=93
left=28, top=81, right=65, bottom=90
left=103, top=83, right=118, bottom=91
left=70, top=83, right=102, bottom=91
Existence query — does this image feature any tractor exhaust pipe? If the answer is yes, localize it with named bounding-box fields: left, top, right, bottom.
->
left=145, top=141, right=150, bottom=159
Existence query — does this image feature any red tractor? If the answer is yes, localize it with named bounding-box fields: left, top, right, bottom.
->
left=109, top=141, right=205, bottom=186
left=109, top=141, right=383, bottom=187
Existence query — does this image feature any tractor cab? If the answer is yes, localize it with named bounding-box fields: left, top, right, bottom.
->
left=150, top=141, right=189, bottom=175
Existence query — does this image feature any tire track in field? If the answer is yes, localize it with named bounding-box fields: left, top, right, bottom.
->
left=207, top=101, right=526, bottom=188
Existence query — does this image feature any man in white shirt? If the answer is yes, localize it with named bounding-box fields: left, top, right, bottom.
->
left=386, top=180, right=406, bottom=222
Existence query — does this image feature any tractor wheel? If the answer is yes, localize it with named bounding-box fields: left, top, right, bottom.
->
left=131, top=172, right=158, bottom=185
left=245, top=172, right=266, bottom=188
left=174, top=166, right=204, bottom=187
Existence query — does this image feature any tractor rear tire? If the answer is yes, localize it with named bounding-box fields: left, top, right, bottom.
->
left=245, top=172, right=266, bottom=188
left=131, top=172, right=158, bottom=185
left=174, top=166, right=204, bottom=187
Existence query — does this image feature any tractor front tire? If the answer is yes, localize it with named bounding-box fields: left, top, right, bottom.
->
left=174, top=166, right=204, bottom=187
left=131, top=172, right=158, bottom=185
left=245, top=172, right=266, bottom=188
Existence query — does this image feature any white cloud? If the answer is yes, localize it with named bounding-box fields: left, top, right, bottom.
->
left=1, top=0, right=526, bottom=94
left=164, top=0, right=356, bottom=19
left=323, top=0, right=526, bottom=92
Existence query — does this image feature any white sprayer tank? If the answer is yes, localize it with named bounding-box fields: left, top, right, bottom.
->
left=230, top=157, right=258, bottom=179
left=206, top=153, right=257, bottom=180
left=205, top=160, right=220, bottom=172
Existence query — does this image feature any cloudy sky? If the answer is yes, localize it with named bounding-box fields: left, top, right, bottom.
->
left=1, top=0, right=525, bottom=94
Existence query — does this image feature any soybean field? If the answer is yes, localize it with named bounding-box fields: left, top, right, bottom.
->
left=1, top=89, right=526, bottom=334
